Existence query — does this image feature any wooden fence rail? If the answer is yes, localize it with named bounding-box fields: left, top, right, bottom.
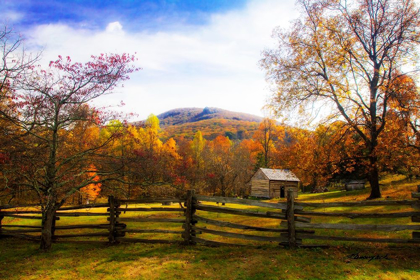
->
left=411, top=185, right=420, bottom=242
left=287, top=185, right=420, bottom=246
left=0, top=201, right=112, bottom=243
left=1, top=186, right=420, bottom=248
left=111, top=196, right=190, bottom=245
left=190, top=189, right=308, bottom=247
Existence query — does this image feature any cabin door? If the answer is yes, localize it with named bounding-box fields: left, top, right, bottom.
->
left=280, top=187, right=285, bottom=198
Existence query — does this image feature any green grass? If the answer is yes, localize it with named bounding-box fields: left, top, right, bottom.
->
left=1, top=176, right=419, bottom=279
left=1, top=238, right=419, bottom=280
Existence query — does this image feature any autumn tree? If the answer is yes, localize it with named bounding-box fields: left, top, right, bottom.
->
left=388, top=74, right=420, bottom=152
left=261, top=0, right=420, bottom=199
left=0, top=26, right=40, bottom=204
left=174, top=135, right=196, bottom=190
left=253, top=118, right=278, bottom=168
left=376, top=111, right=419, bottom=177
left=189, top=130, right=206, bottom=189
left=273, top=123, right=367, bottom=191
left=142, top=114, right=161, bottom=153
left=98, top=119, right=135, bottom=199
left=230, top=140, right=257, bottom=196
left=118, top=115, right=186, bottom=198
left=192, top=131, right=205, bottom=168
left=240, top=139, right=263, bottom=172
left=80, top=164, right=102, bottom=203
left=375, top=74, right=420, bottom=177
left=203, top=136, right=237, bottom=197
left=273, top=127, right=327, bottom=191
left=132, top=114, right=164, bottom=194
left=1, top=54, right=138, bottom=250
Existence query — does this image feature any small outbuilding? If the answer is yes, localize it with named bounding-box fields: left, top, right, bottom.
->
left=250, top=168, right=300, bottom=198
left=344, top=180, right=366, bottom=191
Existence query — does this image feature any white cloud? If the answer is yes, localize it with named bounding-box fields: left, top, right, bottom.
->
left=106, top=21, right=123, bottom=33
left=24, top=0, right=298, bottom=121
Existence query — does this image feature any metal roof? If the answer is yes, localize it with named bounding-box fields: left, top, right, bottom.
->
left=259, top=168, right=300, bottom=182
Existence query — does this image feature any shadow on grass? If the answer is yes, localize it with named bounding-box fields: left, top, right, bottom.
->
left=297, top=188, right=370, bottom=201
left=1, top=237, right=420, bottom=280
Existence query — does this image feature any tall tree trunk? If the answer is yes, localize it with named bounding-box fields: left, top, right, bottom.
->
left=367, top=61, right=381, bottom=200
left=367, top=155, right=381, bottom=199
left=40, top=205, right=57, bottom=251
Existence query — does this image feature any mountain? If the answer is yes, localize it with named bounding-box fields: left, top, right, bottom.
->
left=156, top=107, right=263, bottom=127
left=137, top=107, right=264, bottom=141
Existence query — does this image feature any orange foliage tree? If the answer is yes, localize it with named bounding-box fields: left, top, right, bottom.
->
left=80, top=165, right=102, bottom=203
left=261, top=0, right=420, bottom=198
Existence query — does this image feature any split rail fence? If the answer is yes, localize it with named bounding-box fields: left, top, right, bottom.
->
left=0, top=187, right=420, bottom=247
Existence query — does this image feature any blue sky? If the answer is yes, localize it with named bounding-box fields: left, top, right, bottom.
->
left=1, top=0, right=298, bottom=120
left=4, top=0, right=248, bottom=31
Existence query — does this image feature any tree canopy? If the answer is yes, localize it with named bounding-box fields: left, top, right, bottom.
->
left=261, top=0, right=420, bottom=199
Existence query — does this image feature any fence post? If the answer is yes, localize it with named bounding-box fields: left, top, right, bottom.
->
left=51, top=213, right=56, bottom=241
left=0, top=209, right=3, bottom=239
left=183, top=189, right=196, bottom=245
left=115, top=198, right=122, bottom=238
left=286, top=189, right=297, bottom=248
left=413, top=186, right=420, bottom=241
left=108, top=196, right=117, bottom=243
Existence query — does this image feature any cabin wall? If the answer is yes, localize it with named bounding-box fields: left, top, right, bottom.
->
left=269, top=181, right=298, bottom=198
left=345, top=183, right=365, bottom=191
left=250, top=179, right=270, bottom=198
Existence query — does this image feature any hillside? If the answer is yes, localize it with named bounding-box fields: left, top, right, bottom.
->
left=156, top=107, right=263, bottom=127
left=161, top=118, right=260, bottom=140
left=138, top=107, right=263, bottom=140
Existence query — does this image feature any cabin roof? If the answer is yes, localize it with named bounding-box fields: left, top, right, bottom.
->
left=346, top=180, right=366, bottom=184
left=259, top=168, right=300, bottom=182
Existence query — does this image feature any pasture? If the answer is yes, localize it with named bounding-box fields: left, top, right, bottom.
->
left=1, top=175, right=420, bottom=280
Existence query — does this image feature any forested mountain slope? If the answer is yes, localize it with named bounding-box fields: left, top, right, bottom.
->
left=137, top=107, right=263, bottom=140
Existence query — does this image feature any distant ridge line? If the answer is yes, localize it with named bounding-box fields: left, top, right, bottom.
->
left=155, top=107, right=263, bottom=127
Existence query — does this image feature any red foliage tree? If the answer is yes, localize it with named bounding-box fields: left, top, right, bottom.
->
left=2, top=53, right=138, bottom=250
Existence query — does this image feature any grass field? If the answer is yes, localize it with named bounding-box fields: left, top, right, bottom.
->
left=1, top=175, right=419, bottom=280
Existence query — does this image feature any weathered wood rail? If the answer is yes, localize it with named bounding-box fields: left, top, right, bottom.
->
left=1, top=185, right=419, bottom=248
left=190, top=190, right=296, bottom=247
left=113, top=196, right=186, bottom=245
left=286, top=185, right=420, bottom=246
left=0, top=201, right=112, bottom=244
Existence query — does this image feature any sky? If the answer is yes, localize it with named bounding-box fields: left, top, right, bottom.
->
left=1, top=0, right=298, bottom=121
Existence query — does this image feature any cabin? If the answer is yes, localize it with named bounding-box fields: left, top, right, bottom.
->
left=344, top=180, right=366, bottom=191
left=250, top=168, right=300, bottom=198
